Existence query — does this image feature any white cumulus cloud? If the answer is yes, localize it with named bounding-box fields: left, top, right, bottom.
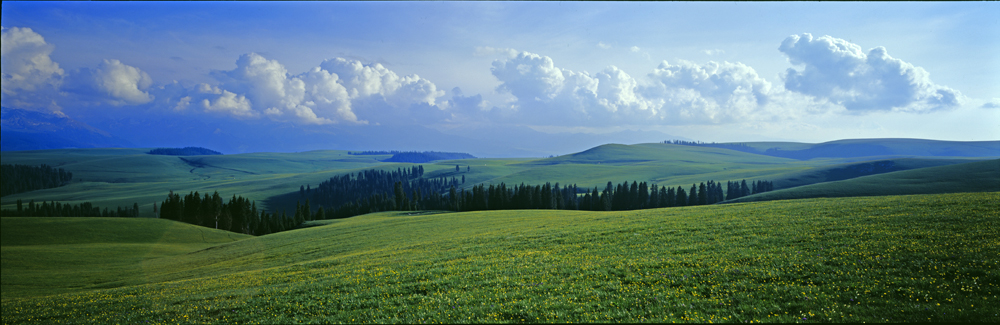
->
left=91, top=59, right=154, bottom=105
left=779, top=33, right=962, bottom=113
left=1, top=26, right=64, bottom=94
left=1, top=26, right=65, bottom=109
left=201, top=90, right=256, bottom=118
left=644, top=60, right=775, bottom=123
left=319, top=58, right=444, bottom=107
left=200, top=53, right=445, bottom=125
left=490, top=50, right=781, bottom=125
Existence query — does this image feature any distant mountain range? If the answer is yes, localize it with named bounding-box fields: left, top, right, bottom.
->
left=3, top=106, right=998, bottom=160
left=1, top=107, right=133, bottom=151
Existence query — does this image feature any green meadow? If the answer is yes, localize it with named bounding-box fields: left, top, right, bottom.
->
left=5, top=143, right=987, bottom=216
left=2, top=192, right=997, bottom=323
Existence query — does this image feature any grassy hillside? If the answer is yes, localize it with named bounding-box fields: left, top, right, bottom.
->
left=2, top=193, right=997, bottom=323
left=766, top=157, right=979, bottom=190
left=737, top=138, right=1000, bottom=160
left=728, top=159, right=1000, bottom=203
left=1, top=217, right=249, bottom=298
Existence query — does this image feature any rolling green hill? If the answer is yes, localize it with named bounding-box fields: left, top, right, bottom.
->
left=735, top=138, right=1000, bottom=160
left=765, top=157, right=981, bottom=190
left=2, top=193, right=997, bottom=323
left=727, top=159, right=1000, bottom=203
left=1, top=217, right=249, bottom=298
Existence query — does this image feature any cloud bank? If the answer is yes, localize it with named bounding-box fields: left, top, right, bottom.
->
left=489, top=50, right=780, bottom=125
left=779, top=33, right=962, bottom=113
left=2, top=26, right=977, bottom=134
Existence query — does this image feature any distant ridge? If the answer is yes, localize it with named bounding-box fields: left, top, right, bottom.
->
left=147, top=147, right=222, bottom=156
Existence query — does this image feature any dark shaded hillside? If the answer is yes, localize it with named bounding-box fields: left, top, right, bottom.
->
left=726, top=159, right=1000, bottom=203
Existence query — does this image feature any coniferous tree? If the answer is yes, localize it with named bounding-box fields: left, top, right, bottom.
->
left=675, top=187, right=687, bottom=206
left=698, top=182, right=708, bottom=205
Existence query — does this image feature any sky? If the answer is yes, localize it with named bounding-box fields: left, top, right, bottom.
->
left=2, top=2, right=998, bottom=156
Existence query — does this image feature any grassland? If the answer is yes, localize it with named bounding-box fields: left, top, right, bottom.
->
left=2, top=192, right=997, bottom=323
left=1, top=143, right=993, bottom=216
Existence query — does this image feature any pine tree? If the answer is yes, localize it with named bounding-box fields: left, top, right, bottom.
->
left=675, top=187, right=687, bottom=206
left=698, top=182, right=707, bottom=205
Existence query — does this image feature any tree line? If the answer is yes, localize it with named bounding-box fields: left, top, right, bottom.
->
left=0, top=199, right=139, bottom=218
left=1, top=164, right=73, bottom=197
left=301, top=165, right=776, bottom=220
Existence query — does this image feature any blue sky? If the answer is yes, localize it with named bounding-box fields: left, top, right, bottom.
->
left=2, top=2, right=998, bottom=155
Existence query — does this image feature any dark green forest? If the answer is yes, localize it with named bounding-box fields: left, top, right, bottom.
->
left=1, top=164, right=73, bottom=197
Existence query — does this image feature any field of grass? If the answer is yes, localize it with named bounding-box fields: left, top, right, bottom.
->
left=2, top=192, right=997, bottom=323
left=729, top=159, right=1000, bottom=203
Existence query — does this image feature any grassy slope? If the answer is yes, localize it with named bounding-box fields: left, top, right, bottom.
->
left=2, top=193, right=997, bottom=323
left=765, top=157, right=981, bottom=190
left=728, top=159, right=1000, bottom=203
left=0, top=217, right=249, bottom=298
left=738, top=138, right=1000, bottom=160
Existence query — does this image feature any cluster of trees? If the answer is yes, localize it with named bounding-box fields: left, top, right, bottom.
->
left=726, top=180, right=774, bottom=200
left=0, top=199, right=139, bottom=218
left=1, top=164, right=73, bottom=197
left=308, top=166, right=450, bottom=209
left=147, top=147, right=222, bottom=156
left=158, top=191, right=294, bottom=236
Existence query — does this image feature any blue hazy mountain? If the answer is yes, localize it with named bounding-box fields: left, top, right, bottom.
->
left=1, top=107, right=133, bottom=151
